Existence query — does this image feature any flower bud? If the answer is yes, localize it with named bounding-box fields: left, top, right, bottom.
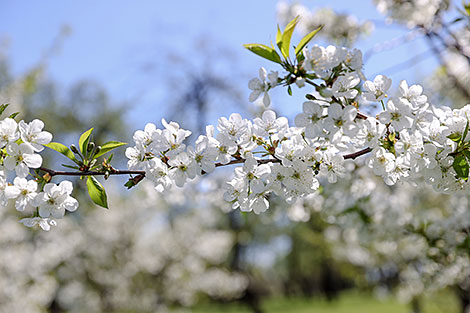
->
left=70, top=144, right=79, bottom=154
left=87, top=142, right=95, bottom=152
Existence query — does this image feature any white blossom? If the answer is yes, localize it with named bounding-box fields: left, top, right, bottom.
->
left=0, top=117, right=19, bottom=148
left=363, top=75, right=392, bottom=102
left=331, top=73, right=360, bottom=99
left=18, top=119, right=52, bottom=152
left=35, top=181, right=79, bottom=219
left=248, top=67, right=278, bottom=107
left=19, top=217, right=57, bottom=231
left=4, top=142, right=42, bottom=178
left=5, top=177, right=38, bottom=211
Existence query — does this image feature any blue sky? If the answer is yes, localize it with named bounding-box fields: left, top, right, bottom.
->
left=0, top=0, right=438, bottom=126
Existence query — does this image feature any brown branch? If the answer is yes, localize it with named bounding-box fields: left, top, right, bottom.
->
left=39, top=148, right=373, bottom=178
left=424, top=32, right=470, bottom=101
left=39, top=167, right=145, bottom=177
left=343, top=147, right=372, bottom=160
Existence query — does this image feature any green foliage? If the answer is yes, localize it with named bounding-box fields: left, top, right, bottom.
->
left=276, top=25, right=283, bottom=50
left=280, top=16, right=299, bottom=58
left=86, top=176, right=108, bottom=209
left=44, top=142, right=79, bottom=164
left=8, top=112, right=19, bottom=119
left=295, top=25, right=323, bottom=58
left=453, top=155, right=469, bottom=180
left=448, top=132, right=461, bottom=142
left=462, top=120, right=469, bottom=144
left=244, top=16, right=322, bottom=65
left=242, top=44, right=283, bottom=64
left=94, top=141, right=127, bottom=159
left=79, top=127, right=94, bottom=155
left=0, top=104, right=9, bottom=117
left=464, top=0, right=470, bottom=15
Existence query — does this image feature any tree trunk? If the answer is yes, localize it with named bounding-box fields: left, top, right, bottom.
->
left=457, top=285, right=470, bottom=313
left=411, top=297, right=421, bottom=313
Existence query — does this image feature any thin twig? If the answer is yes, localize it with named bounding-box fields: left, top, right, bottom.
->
left=424, top=32, right=470, bottom=101
left=39, top=147, right=373, bottom=178
left=39, top=168, right=145, bottom=177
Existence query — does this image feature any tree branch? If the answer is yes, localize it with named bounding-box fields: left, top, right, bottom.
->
left=424, top=32, right=470, bottom=101
left=39, top=147, right=373, bottom=178
left=343, top=147, right=372, bottom=160
left=39, top=168, right=146, bottom=177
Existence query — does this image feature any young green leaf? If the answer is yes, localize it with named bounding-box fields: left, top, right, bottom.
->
left=276, top=25, right=283, bottom=50
left=61, top=164, right=80, bottom=169
left=295, top=25, right=323, bottom=57
left=461, top=120, right=469, bottom=145
left=94, top=141, right=127, bottom=159
left=243, top=44, right=283, bottom=64
left=79, top=128, right=94, bottom=155
left=44, top=142, right=80, bottom=164
left=463, top=150, right=470, bottom=160
left=448, top=132, right=461, bottom=142
left=453, top=154, right=469, bottom=179
left=281, top=16, right=299, bottom=58
left=9, top=112, right=19, bottom=119
left=465, top=1, right=470, bottom=15
left=0, top=104, right=9, bottom=117
left=86, top=176, right=108, bottom=209
left=287, top=85, right=292, bottom=96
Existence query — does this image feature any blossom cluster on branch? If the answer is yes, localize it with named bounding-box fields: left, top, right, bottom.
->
left=0, top=114, right=78, bottom=230
left=2, top=14, right=470, bottom=235
left=126, top=39, right=470, bottom=218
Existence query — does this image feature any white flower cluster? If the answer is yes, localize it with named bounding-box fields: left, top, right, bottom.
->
left=0, top=181, right=248, bottom=312
left=126, top=43, right=470, bottom=216
left=276, top=1, right=374, bottom=46
left=314, top=166, right=470, bottom=301
left=248, top=67, right=279, bottom=107
left=0, top=118, right=78, bottom=230
left=373, top=0, right=449, bottom=28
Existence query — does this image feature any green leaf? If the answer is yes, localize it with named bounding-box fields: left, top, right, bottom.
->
left=465, top=1, right=470, bottom=15
left=79, top=128, right=94, bottom=155
left=295, top=25, right=323, bottom=57
left=287, top=85, right=292, bottom=96
left=243, top=44, right=282, bottom=64
left=463, top=150, right=470, bottom=160
left=61, top=164, right=80, bottom=169
left=276, top=25, right=283, bottom=50
left=462, top=120, right=469, bottom=145
left=9, top=112, right=19, bottom=119
left=281, top=16, right=299, bottom=58
left=453, top=155, right=469, bottom=179
left=44, top=142, right=79, bottom=164
left=107, top=153, right=114, bottom=163
left=0, top=104, right=9, bottom=117
left=94, top=141, right=127, bottom=159
left=86, top=176, right=108, bottom=209
left=448, top=132, right=461, bottom=142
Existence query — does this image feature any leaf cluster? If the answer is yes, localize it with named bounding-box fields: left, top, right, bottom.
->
left=45, top=128, right=126, bottom=208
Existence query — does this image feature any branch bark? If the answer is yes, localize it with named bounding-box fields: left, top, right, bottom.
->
left=39, top=148, right=373, bottom=178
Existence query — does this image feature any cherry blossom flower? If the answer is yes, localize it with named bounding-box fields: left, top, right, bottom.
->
left=35, top=181, right=79, bottom=219
left=248, top=67, right=278, bottom=107
left=5, top=177, right=38, bottom=211
left=4, top=142, right=42, bottom=178
left=363, top=75, right=392, bottom=102
left=18, top=119, right=52, bottom=152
